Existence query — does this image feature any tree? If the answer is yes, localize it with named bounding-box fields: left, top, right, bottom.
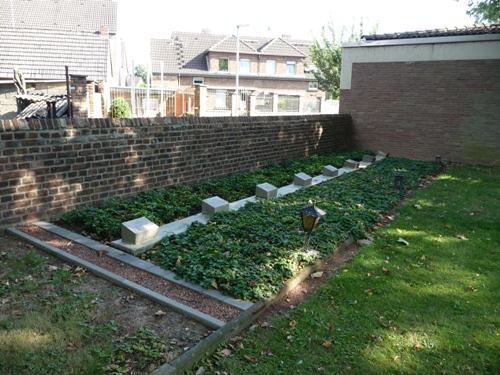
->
left=310, top=22, right=373, bottom=99
left=310, top=27, right=342, bottom=99
left=467, top=0, right=500, bottom=22
left=134, top=64, right=148, bottom=86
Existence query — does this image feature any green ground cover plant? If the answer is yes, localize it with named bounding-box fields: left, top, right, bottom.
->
left=59, top=151, right=366, bottom=241
left=203, top=165, right=500, bottom=374
left=0, top=247, right=171, bottom=375
left=147, top=157, right=439, bottom=300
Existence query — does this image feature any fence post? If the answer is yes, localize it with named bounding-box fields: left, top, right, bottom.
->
left=272, top=93, right=279, bottom=114
left=195, top=85, right=207, bottom=117
left=249, top=93, right=257, bottom=116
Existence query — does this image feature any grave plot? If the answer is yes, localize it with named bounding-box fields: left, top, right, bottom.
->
left=57, top=151, right=367, bottom=242
left=7, top=152, right=440, bottom=373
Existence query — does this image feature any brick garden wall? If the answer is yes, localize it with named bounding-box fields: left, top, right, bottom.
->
left=340, top=59, right=500, bottom=165
left=0, top=115, right=352, bottom=226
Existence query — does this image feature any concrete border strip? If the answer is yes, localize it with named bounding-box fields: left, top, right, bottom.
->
left=6, top=227, right=226, bottom=330
left=153, top=237, right=355, bottom=374
left=33, top=221, right=253, bottom=311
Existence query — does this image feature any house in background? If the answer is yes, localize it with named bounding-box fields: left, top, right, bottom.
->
left=0, top=0, right=128, bottom=119
left=150, top=32, right=326, bottom=116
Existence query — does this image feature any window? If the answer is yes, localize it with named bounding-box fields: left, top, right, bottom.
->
left=308, top=81, right=319, bottom=91
left=239, top=59, right=250, bottom=74
left=215, top=89, right=228, bottom=109
left=277, top=95, right=300, bottom=112
left=192, top=77, right=204, bottom=85
left=286, top=61, right=296, bottom=75
left=303, top=97, right=321, bottom=113
left=255, top=93, right=273, bottom=113
left=219, top=58, right=229, bottom=72
left=266, top=60, right=276, bottom=75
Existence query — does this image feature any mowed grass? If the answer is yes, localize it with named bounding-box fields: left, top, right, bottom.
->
left=209, top=166, right=500, bottom=374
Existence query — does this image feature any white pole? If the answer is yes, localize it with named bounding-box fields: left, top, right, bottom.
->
left=160, top=61, right=164, bottom=116
left=236, top=25, right=240, bottom=116
left=131, top=60, right=136, bottom=116
left=146, top=61, right=151, bottom=117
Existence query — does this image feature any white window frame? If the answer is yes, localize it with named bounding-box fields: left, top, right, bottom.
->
left=286, top=61, right=296, bottom=75
left=266, top=59, right=276, bottom=75
left=215, top=89, right=228, bottom=109
left=308, top=81, right=319, bottom=91
left=239, top=58, right=251, bottom=74
left=192, top=77, right=204, bottom=85
left=219, top=58, right=229, bottom=72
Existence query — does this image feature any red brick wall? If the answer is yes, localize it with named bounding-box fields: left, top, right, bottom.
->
left=0, top=115, right=352, bottom=226
left=340, top=59, right=500, bottom=165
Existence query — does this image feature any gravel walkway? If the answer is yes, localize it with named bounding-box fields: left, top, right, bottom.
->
left=19, top=225, right=241, bottom=322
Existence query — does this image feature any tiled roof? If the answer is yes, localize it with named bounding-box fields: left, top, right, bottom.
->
left=151, top=32, right=314, bottom=74
left=363, top=24, right=500, bottom=41
left=0, top=27, right=109, bottom=81
left=0, top=0, right=117, bottom=34
left=259, top=38, right=306, bottom=57
left=208, top=35, right=257, bottom=54
left=15, top=94, right=68, bottom=119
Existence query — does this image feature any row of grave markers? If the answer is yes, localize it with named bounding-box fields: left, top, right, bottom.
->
left=120, top=153, right=384, bottom=249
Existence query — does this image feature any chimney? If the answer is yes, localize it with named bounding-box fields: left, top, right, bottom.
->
left=99, top=26, right=109, bottom=37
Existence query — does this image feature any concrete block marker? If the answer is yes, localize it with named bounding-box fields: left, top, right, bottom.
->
left=344, top=159, right=360, bottom=169
left=293, top=172, right=312, bottom=187
left=362, top=155, right=376, bottom=163
left=202, top=196, right=229, bottom=216
left=122, top=217, right=159, bottom=246
left=255, top=183, right=278, bottom=199
left=322, top=165, right=339, bottom=177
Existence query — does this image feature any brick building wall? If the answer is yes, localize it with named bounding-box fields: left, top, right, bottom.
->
left=340, top=59, right=500, bottom=165
left=0, top=114, right=352, bottom=226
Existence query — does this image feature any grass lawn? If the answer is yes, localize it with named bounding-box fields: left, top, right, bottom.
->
left=205, top=165, right=500, bottom=374
left=0, top=237, right=209, bottom=375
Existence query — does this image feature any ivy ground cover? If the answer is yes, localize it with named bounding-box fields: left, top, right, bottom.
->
left=211, top=165, right=500, bottom=374
left=59, top=151, right=366, bottom=241
left=146, top=158, right=440, bottom=300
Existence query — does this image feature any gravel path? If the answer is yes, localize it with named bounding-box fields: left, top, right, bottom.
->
left=19, top=225, right=241, bottom=322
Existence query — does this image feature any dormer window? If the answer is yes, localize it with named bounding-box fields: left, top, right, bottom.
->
left=219, top=58, right=229, bottom=72
left=286, top=61, right=296, bottom=75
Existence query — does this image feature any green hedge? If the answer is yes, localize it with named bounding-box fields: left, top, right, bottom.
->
left=59, top=151, right=366, bottom=241
left=146, top=158, right=440, bottom=301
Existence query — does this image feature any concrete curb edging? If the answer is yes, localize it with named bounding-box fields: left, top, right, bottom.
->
left=34, top=221, right=253, bottom=311
left=6, top=228, right=226, bottom=330
left=152, top=237, right=355, bottom=375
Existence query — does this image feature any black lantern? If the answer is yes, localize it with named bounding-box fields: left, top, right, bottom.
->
left=301, top=203, right=326, bottom=233
left=435, top=155, right=442, bottom=164
left=394, top=173, right=404, bottom=191
left=300, top=202, right=326, bottom=250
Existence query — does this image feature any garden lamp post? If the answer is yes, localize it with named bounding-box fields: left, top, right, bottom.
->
left=394, top=173, right=404, bottom=192
left=435, top=155, right=442, bottom=165
left=300, top=202, right=326, bottom=249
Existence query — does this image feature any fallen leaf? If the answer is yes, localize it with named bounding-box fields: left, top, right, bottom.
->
left=382, top=268, right=391, bottom=275
left=322, top=340, right=332, bottom=348
left=47, top=265, right=58, bottom=271
left=456, top=234, right=468, bottom=240
left=154, top=310, right=167, bottom=317
left=414, top=204, right=422, bottom=210
left=289, top=319, right=297, bottom=328
left=244, top=355, right=257, bottom=363
left=357, top=239, right=373, bottom=246
left=195, top=366, right=205, bottom=375
left=175, top=256, right=182, bottom=267
left=211, top=280, right=218, bottom=289
left=311, top=271, right=323, bottom=278
left=397, top=237, right=409, bottom=246
left=220, top=348, right=232, bottom=357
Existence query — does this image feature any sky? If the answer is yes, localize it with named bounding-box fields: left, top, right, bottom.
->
left=117, top=0, right=475, bottom=63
